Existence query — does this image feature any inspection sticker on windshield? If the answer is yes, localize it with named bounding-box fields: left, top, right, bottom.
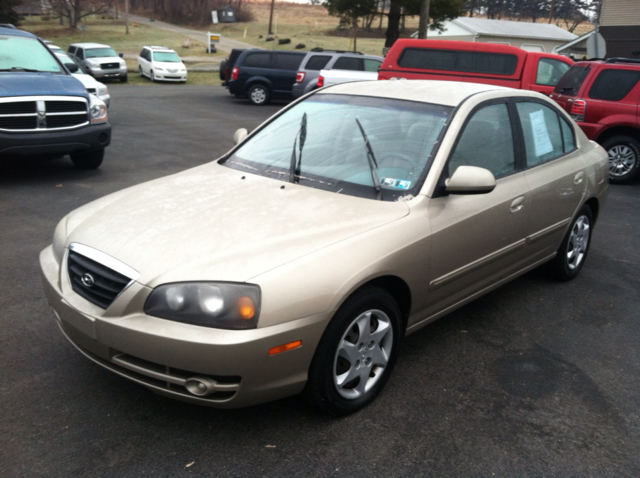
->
left=381, top=178, right=411, bottom=189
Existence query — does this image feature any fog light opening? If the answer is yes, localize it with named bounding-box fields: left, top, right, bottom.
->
left=185, top=377, right=218, bottom=397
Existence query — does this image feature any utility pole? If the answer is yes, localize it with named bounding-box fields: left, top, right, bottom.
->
left=268, top=0, right=275, bottom=35
left=417, top=0, right=430, bottom=39
left=125, top=0, right=129, bottom=34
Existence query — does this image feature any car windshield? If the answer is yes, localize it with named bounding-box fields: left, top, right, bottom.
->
left=222, top=93, right=451, bottom=201
left=0, top=35, right=62, bottom=73
left=56, top=53, right=86, bottom=74
left=153, top=51, right=181, bottom=62
left=86, top=48, right=118, bottom=58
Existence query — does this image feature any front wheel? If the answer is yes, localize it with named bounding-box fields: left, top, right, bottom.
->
left=150, top=71, right=155, bottom=82
left=120, top=74, right=128, bottom=83
left=70, top=148, right=104, bottom=170
left=304, top=287, right=401, bottom=416
left=248, top=84, right=270, bottom=105
left=549, top=204, right=593, bottom=281
left=602, top=135, right=640, bottom=184
left=138, top=66, right=144, bottom=77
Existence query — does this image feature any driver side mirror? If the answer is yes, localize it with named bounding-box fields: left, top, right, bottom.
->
left=65, top=62, right=79, bottom=73
left=445, top=165, right=496, bottom=194
left=233, top=128, right=248, bottom=145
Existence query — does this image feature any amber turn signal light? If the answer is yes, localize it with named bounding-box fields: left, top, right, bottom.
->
left=269, top=340, right=302, bottom=356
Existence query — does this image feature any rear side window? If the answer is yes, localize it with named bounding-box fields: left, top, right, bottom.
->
left=274, top=53, right=304, bottom=70
left=68, top=46, right=76, bottom=55
left=243, top=52, right=271, bottom=68
left=516, top=102, right=569, bottom=166
left=553, top=65, right=590, bottom=96
left=589, top=69, right=640, bottom=101
left=76, top=48, right=84, bottom=59
left=536, top=58, right=571, bottom=86
left=398, top=48, right=518, bottom=76
left=364, top=59, right=382, bottom=72
left=304, top=55, right=331, bottom=71
left=333, top=57, right=364, bottom=71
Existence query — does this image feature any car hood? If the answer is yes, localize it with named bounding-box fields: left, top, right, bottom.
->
left=65, top=162, right=410, bottom=286
left=154, top=61, right=185, bottom=69
left=87, top=56, right=125, bottom=64
left=0, top=72, right=87, bottom=98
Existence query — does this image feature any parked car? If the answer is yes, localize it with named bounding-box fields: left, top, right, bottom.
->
left=226, top=49, right=306, bottom=105
left=0, top=27, right=111, bottom=169
left=47, top=44, right=64, bottom=54
left=219, top=48, right=247, bottom=85
left=138, top=45, right=187, bottom=82
left=40, top=80, right=608, bottom=416
left=292, top=50, right=383, bottom=98
left=67, top=42, right=128, bottom=82
left=55, top=52, right=111, bottom=107
left=379, top=39, right=573, bottom=96
left=317, top=69, right=378, bottom=88
left=550, top=58, right=640, bottom=184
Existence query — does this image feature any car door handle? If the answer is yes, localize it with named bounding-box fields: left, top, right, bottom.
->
left=510, top=196, right=525, bottom=213
left=574, top=171, right=584, bottom=185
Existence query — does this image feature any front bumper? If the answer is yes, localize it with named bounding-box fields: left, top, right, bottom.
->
left=0, top=122, right=111, bottom=157
left=153, top=72, right=187, bottom=82
left=89, top=66, right=127, bottom=79
left=39, top=245, right=328, bottom=408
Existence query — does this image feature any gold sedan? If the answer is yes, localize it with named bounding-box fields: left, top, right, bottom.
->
left=40, top=80, right=608, bottom=415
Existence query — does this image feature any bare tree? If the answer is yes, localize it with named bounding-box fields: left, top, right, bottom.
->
left=50, top=0, right=116, bottom=28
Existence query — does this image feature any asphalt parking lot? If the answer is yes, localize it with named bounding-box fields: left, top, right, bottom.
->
left=1, top=86, right=639, bottom=477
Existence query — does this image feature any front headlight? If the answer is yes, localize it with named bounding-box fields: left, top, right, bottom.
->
left=155, top=67, right=164, bottom=71
left=145, top=282, right=261, bottom=330
left=86, top=60, right=98, bottom=68
left=89, top=97, right=108, bottom=123
left=97, top=84, right=109, bottom=96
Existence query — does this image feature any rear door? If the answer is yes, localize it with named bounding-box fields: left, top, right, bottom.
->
left=272, top=52, right=304, bottom=95
left=516, top=99, right=587, bottom=259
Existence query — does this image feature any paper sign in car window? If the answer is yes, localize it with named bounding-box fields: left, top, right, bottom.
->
left=530, top=109, right=553, bottom=157
left=381, top=178, right=411, bottom=189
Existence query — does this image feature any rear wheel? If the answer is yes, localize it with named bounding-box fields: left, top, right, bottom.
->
left=549, top=204, right=593, bottom=281
left=70, top=148, right=104, bottom=170
left=138, top=66, right=144, bottom=77
left=304, top=287, right=401, bottom=416
left=602, top=135, right=640, bottom=184
left=248, top=84, right=270, bottom=105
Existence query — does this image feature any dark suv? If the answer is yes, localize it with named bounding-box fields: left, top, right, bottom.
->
left=551, top=58, right=640, bottom=183
left=226, top=49, right=306, bottom=105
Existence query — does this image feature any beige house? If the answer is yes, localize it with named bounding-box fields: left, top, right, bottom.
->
left=413, top=17, right=577, bottom=53
left=599, top=0, right=640, bottom=58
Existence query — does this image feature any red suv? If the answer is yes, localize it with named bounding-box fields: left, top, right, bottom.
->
left=551, top=58, right=640, bottom=184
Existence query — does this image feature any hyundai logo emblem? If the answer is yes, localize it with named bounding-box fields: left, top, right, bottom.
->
left=81, top=273, right=95, bottom=288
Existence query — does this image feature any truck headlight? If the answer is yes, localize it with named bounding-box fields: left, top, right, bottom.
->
left=89, top=97, right=108, bottom=123
left=145, top=282, right=261, bottom=330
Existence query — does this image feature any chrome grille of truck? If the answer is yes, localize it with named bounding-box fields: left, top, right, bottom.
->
left=0, top=96, right=89, bottom=132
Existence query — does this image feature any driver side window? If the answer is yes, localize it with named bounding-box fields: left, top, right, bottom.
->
left=449, top=103, right=515, bottom=178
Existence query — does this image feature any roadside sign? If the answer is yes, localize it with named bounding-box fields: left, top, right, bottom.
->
left=586, top=32, right=606, bottom=59
left=212, top=11, right=218, bottom=24
left=207, top=32, right=221, bottom=54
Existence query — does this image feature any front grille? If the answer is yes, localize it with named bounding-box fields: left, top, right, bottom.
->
left=0, top=96, right=88, bottom=132
left=101, top=62, right=119, bottom=70
left=68, top=249, right=132, bottom=309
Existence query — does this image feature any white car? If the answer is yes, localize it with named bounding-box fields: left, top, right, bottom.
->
left=138, top=45, right=187, bottom=82
left=55, top=52, right=110, bottom=107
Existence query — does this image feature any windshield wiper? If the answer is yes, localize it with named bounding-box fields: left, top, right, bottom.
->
left=355, top=118, right=382, bottom=201
left=289, top=112, right=307, bottom=184
left=0, top=67, right=41, bottom=72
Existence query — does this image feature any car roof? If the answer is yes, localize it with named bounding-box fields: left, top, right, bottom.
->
left=0, top=27, right=36, bottom=38
left=70, top=43, right=112, bottom=49
left=318, top=80, right=512, bottom=107
left=145, top=45, right=175, bottom=51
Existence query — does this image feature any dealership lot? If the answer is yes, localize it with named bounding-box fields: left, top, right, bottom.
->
left=1, top=86, right=639, bottom=477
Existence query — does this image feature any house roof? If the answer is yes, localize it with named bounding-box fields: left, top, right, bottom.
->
left=451, top=17, right=578, bottom=42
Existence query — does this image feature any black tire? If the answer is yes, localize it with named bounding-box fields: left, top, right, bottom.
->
left=70, top=148, right=104, bottom=170
left=120, top=74, right=128, bottom=83
left=150, top=71, right=155, bottom=82
left=303, top=286, right=402, bottom=416
left=248, top=84, right=270, bottom=105
left=549, top=204, right=593, bottom=281
left=138, top=66, right=144, bottom=77
left=219, top=60, right=227, bottom=81
left=602, top=135, right=640, bottom=184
